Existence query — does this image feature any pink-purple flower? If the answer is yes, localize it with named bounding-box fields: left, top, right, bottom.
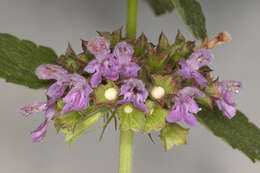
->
left=216, top=80, right=242, bottom=119
left=84, top=38, right=119, bottom=88
left=36, top=65, right=93, bottom=114
left=61, top=74, right=93, bottom=114
left=179, top=49, right=213, bottom=87
left=118, top=78, right=148, bottom=111
left=20, top=65, right=93, bottom=142
left=87, top=37, right=111, bottom=57
left=36, top=64, right=70, bottom=104
left=20, top=103, right=58, bottom=142
left=36, top=64, right=68, bottom=81
left=113, top=42, right=140, bottom=78
left=166, top=87, right=204, bottom=126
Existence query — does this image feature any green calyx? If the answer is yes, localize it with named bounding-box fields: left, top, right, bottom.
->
left=133, top=33, right=148, bottom=57
left=56, top=42, right=94, bottom=73
left=98, top=27, right=122, bottom=48
left=197, top=79, right=220, bottom=108
left=168, top=31, right=195, bottom=65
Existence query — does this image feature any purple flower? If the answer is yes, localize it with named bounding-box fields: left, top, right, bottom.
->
left=216, top=80, right=242, bottom=119
left=36, top=64, right=93, bottom=114
left=166, top=87, right=204, bottom=126
left=87, top=37, right=111, bottom=57
left=36, top=64, right=68, bottom=81
left=36, top=64, right=70, bottom=104
left=61, top=74, right=93, bottom=114
left=46, top=81, right=68, bottom=104
left=19, top=102, right=47, bottom=117
left=113, top=42, right=140, bottom=78
left=179, top=49, right=213, bottom=87
left=20, top=103, right=58, bottom=142
left=84, top=38, right=119, bottom=87
left=114, top=41, right=134, bottom=58
left=118, top=78, right=148, bottom=111
left=20, top=65, right=93, bottom=141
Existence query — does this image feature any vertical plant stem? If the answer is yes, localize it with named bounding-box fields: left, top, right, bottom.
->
left=119, top=1, right=138, bottom=173
left=126, top=0, right=138, bottom=38
left=119, top=130, right=134, bottom=173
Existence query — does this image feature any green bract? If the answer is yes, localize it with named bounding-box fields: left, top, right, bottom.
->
left=144, top=100, right=169, bottom=133
left=117, top=104, right=145, bottom=132
left=61, top=112, right=104, bottom=146
left=160, top=123, right=189, bottom=151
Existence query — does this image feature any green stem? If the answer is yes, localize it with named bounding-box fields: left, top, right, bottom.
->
left=119, top=1, right=138, bottom=173
left=119, top=130, right=134, bottom=173
left=126, top=0, right=138, bottom=38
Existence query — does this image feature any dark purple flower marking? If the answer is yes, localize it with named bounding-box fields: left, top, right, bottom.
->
left=216, top=80, right=242, bottom=119
left=179, top=49, right=213, bottom=87
left=166, top=87, right=204, bottom=126
left=118, top=78, right=148, bottom=111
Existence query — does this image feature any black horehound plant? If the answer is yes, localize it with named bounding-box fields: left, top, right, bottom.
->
left=0, top=0, right=259, bottom=173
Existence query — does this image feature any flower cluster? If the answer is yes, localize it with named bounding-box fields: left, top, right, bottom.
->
left=84, top=38, right=140, bottom=87
left=21, top=64, right=93, bottom=141
left=20, top=31, right=242, bottom=144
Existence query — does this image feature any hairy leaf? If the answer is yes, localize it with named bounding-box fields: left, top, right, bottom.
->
left=145, top=0, right=175, bottom=15
left=145, top=0, right=207, bottom=40
left=0, top=33, right=58, bottom=88
left=171, top=0, right=207, bottom=40
left=197, top=105, right=260, bottom=162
